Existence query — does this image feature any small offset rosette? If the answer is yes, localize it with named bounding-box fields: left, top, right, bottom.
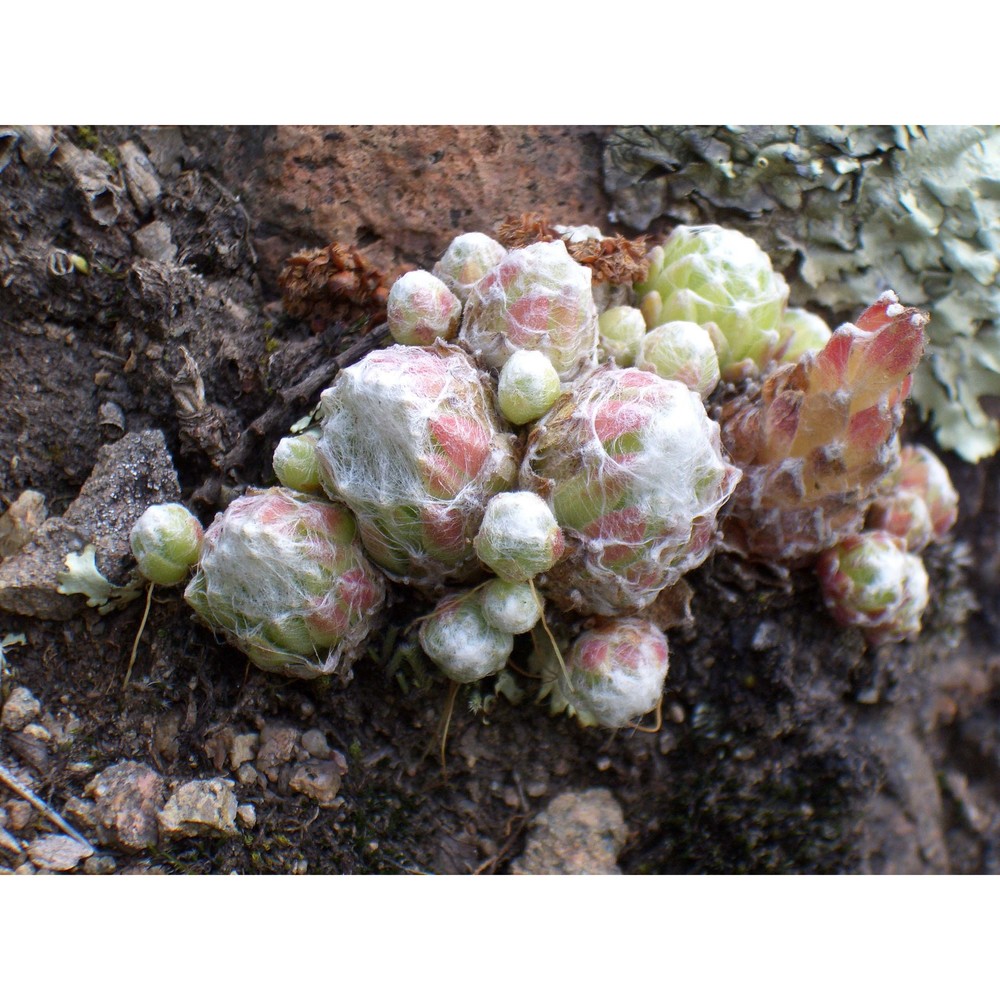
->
left=523, top=366, right=741, bottom=616
left=459, top=240, right=599, bottom=381
left=432, top=232, right=507, bottom=305
left=545, top=618, right=670, bottom=729
left=316, top=343, right=517, bottom=587
left=183, top=488, right=386, bottom=679
left=418, top=588, right=514, bottom=684
left=816, top=531, right=929, bottom=645
left=387, top=270, right=462, bottom=346
left=866, top=444, right=959, bottom=552
left=130, top=502, right=204, bottom=586
left=635, top=224, right=789, bottom=381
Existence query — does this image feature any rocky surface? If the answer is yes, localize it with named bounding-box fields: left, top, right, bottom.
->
left=511, top=789, right=628, bottom=875
left=0, top=125, right=999, bottom=876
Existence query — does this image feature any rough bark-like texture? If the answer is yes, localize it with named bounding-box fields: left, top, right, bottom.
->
left=1, top=125, right=998, bottom=875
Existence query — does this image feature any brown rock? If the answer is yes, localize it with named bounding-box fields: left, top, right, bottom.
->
left=510, top=788, right=627, bottom=875
left=0, top=431, right=181, bottom=618
left=0, top=490, right=47, bottom=559
left=158, top=778, right=239, bottom=839
left=27, top=834, right=92, bottom=872
left=288, top=754, right=347, bottom=807
left=220, top=126, right=610, bottom=287
left=1, top=687, right=41, bottom=732
left=6, top=800, right=34, bottom=832
left=255, top=722, right=301, bottom=781
left=85, top=761, right=166, bottom=852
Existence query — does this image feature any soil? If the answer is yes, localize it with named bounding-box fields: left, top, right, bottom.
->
left=2, top=125, right=999, bottom=875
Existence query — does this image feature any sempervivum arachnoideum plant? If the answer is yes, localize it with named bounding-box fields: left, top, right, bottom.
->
left=522, top=365, right=741, bottom=616
left=130, top=502, right=204, bottom=587
left=816, top=531, right=929, bottom=645
left=458, top=239, right=599, bottom=381
left=183, top=488, right=387, bottom=679
left=315, top=342, right=517, bottom=587
left=542, top=617, right=670, bottom=729
left=718, top=291, right=927, bottom=566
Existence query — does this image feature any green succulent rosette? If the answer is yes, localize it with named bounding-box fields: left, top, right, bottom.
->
left=816, top=530, right=929, bottom=645
left=130, top=502, right=204, bottom=586
left=418, top=589, right=514, bottom=684
left=522, top=365, right=741, bottom=616
left=316, top=344, right=517, bottom=587
left=184, top=488, right=387, bottom=679
left=635, top=225, right=789, bottom=381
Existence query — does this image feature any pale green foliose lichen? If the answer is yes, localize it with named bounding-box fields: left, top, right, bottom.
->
left=606, top=125, right=1000, bottom=461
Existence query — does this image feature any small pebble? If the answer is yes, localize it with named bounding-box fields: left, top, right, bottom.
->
left=237, top=804, right=256, bottom=829
left=1, top=687, right=41, bottom=732
left=526, top=781, right=548, bottom=798
left=21, top=723, right=51, bottom=742
left=158, top=778, right=239, bottom=839
left=236, top=763, right=258, bottom=786
left=27, top=834, right=92, bottom=872
left=83, top=854, right=117, bottom=875
left=229, top=734, right=258, bottom=770
left=7, top=801, right=33, bottom=831
left=301, top=729, right=332, bottom=760
left=596, top=756, right=612, bottom=772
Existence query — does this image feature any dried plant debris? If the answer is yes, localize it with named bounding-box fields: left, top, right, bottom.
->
left=496, top=212, right=649, bottom=284
left=278, top=242, right=389, bottom=330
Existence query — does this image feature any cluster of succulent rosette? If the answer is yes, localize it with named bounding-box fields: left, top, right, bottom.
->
left=130, top=222, right=960, bottom=730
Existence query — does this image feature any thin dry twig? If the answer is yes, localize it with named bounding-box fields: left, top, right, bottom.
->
left=0, top=824, right=23, bottom=856
left=122, top=581, right=155, bottom=690
left=193, top=323, right=390, bottom=506
left=0, top=760, right=94, bottom=850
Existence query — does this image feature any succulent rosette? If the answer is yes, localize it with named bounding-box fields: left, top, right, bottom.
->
left=315, top=343, right=517, bottom=586
left=866, top=444, right=958, bottom=552
left=597, top=306, right=646, bottom=367
left=635, top=224, right=789, bottom=381
left=432, top=232, right=507, bottom=305
left=272, top=428, right=323, bottom=494
left=634, top=321, right=721, bottom=400
left=497, top=349, right=562, bottom=425
left=479, top=579, right=543, bottom=635
left=387, top=269, right=462, bottom=346
left=418, top=589, right=514, bottom=684
left=522, top=366, right=741, bottom=616
left=183, top=488, right=387, bottom=679
left=459, top=240, right=599, bottom=380
left=816, top=530, right=929, bottom=645
left=720, top=292, right=927, bottom=565
left=474, top=491, right=565, bottom=582
left=545, top=618, right=670, bottom=729
left=130, top=502, right=204, bottom=586
left=775, top=307, right=833, bottom=364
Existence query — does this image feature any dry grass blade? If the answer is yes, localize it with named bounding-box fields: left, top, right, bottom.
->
left=0, top=760, right=94, bottom=850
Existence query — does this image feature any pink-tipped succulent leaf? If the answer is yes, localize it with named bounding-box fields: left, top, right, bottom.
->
left=720, top=292, right=928, bottom=565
